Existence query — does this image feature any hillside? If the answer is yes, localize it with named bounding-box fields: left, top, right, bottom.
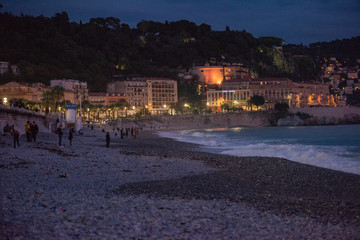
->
left=1, top=11, right=359, bottom=91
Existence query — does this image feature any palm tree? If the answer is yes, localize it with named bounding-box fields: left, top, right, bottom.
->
left=51, top=86, right=64, bottom=111
left=41, top=91, right=54, bottom=113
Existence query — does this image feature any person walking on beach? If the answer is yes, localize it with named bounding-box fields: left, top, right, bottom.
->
left=68, top=128, right=74, bottom=146
left=31, top=121, right=39, bottom=142
left=25, top=121, right=32, bottom=142
left=106, top=132, right=110, bottom=148
left=56, top=126, right=64, bottom=146
left=11, top=128, right=20, bottom=148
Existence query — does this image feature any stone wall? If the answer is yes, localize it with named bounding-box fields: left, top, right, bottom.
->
left=0, top=107, right=56, bottom=135
left=120, top=111, right=271, bottom=130
left=290, top=107, right=360, bottom=125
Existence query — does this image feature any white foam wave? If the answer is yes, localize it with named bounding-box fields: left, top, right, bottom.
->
left=222, top=144, right=360, bottom=175
left=157, top=130, right=360, bottom=175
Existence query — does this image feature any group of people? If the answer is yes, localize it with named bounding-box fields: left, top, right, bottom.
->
left=6, top=121, right=39, bottom=148
left=112, top=127, right=141, bottom=139
left=104, top=126, right=142, bottom=148
left=55, top=125, right=75, bottom=147
left=25, top=121, right=39, bottom=142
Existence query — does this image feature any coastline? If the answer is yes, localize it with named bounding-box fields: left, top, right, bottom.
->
left=1, top=127, right=359, bottom=238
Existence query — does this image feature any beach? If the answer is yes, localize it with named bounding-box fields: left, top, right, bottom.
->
left=1, top=126, right=359, bottom=239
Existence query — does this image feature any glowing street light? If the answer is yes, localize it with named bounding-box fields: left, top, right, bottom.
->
left=3, top=97, right=7, bottom=105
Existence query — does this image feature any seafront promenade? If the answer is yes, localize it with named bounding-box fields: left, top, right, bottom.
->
left=1, top=126, right=359, bottom=239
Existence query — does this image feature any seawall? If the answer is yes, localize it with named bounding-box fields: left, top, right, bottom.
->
left=0, top=106, right=56, bottom=135
left=119, top=107, right=360, bottom=130
left=289, top=107, right=360, bottom=125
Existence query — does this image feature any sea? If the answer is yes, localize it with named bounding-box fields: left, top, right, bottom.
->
left=158, top=125, right=360, bottom=175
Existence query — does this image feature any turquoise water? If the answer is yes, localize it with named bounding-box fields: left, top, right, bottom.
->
left=158, top=125, right=360, bottom=175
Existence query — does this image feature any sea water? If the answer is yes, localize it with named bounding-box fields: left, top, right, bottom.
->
left=158, top=125, right=360, bottom=175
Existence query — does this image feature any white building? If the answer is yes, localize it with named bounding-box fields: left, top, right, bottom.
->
left=0, top=61, right=20, bottom=75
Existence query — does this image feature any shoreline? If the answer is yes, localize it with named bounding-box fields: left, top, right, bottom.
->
left=1, top=127, right=359, bottom=238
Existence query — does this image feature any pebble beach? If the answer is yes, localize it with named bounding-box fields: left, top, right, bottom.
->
left=1, top=126, right=360, bottom=239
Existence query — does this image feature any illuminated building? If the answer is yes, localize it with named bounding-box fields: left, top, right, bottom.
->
left=250, top=78, right=293, bottom=107
left=292, top=82, right=334, bottom=107
left=223, top=65, right=250, bottom=81
left=191, top=65, right=224, bottom=85
left=50, top=79, right=88, bottom=104
left=88, top=92, right=126, bottom=106
left=207, top=89, right=252, bottom=110
left=126, top=78, right=178, bottom=115
left=0, top=81, right=50, bottom=103
left=206, top=78, right=293, bottom=110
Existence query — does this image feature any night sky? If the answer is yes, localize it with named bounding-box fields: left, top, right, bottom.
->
left=2, top=0, right=360, bottom=45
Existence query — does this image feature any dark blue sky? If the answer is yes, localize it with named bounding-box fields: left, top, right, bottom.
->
left=2, top=0, right=360, bottom=45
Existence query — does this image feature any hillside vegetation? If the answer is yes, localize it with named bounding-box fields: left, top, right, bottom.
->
left=1, top=11, right=359, bottom=91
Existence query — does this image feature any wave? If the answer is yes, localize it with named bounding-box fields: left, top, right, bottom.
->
left=157, top=129, right=360, bottom=175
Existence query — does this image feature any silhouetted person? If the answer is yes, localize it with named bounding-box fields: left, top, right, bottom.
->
left=56, top=126, right=64, bottom=146
left=68, top=128, right=74, bottom=146
left=106, top=132, right=110, bottom=148
left=11, top=129, right=20, bottom=148
left=31, top=121, right=39, bottom=142
left=25, top=121, right=32, bottom=142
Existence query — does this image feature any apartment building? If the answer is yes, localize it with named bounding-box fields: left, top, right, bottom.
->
left=50, top=79, right=88, bottom=104
left=147, top=78, right=178, bottom=114
left=88, top=92, right=126, bottom=106
left=207, top=78, right=293, bottom=110
left=250, top=78, right=293, bottom=105
left=0, top=81, right=50, bottom=103
left=125, top=78, right=178, bottom=114
left=292, top=83, right=334, bottom=107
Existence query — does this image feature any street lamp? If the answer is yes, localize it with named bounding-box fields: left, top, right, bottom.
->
left=3, top=97, right=7, bottom=105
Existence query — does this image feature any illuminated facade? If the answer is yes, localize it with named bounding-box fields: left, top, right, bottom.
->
left=50, top=79, right=88, bottom=104
left=207, top=78, right=293, bottom=110
left=0, top=81, right=50, bottom=103
left=250, top=78, right=293, bottom=106
left=126, top=78, right=178, bottom=114
left=207, top=89, right=251, bottom=109
left=88, top=92, right=126, bottom=106
left=126, top=80, right=148, bottom=108
left=223, top=65, right=250, bottom=80
left=191, top=66, right=224, bottom=85
left=292, top=83, right=334, bottom=107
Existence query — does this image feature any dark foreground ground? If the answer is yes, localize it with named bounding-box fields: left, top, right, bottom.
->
left=116, top=130, right=360, bottom=230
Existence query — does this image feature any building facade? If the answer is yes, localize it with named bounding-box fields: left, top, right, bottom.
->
left=147, top=78, right=178, bottom=114
left=292, top=83, right=334, bottom=107
left=88, top=92, right=127, bottom=106
left=0, top=81, right=50, bottom=104
left=191, top=65, right=224, bottom=85
left=250, top=78, right=293, bottom=107
left=125, top=78, right=178, bottom=114
left=50, top=79, right=88, bottom=104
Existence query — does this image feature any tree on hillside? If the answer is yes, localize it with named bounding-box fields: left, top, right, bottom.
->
left=248, top=95, right=265, bottom=110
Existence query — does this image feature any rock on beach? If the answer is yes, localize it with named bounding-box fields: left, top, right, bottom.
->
left=0, top=126, right=359, bottom=239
